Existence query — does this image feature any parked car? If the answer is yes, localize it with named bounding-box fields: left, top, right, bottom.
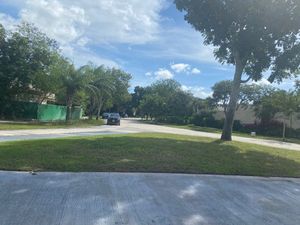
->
left=102, top=112, right=110, bottom=119
left=107, top=113, right=121, bottom=125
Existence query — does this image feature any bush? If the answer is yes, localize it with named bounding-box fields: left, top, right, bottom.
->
left=155, top=113, right=300, bottom=139
left=190, top=112, right=223, bottom=129
left=156, top=116, right=188, bottom=125
left=235, top=120, right=300, bottom=139
left=233, top=120, right=244, bottom=131
left=0, top=101, right=38, bottom=120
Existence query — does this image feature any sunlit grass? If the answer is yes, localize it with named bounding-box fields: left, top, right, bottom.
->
left=0, top=133, right=299, bottom=177
left=141, top=120, right=300, bottom=145
left=0, top=119, right=104, bottom=130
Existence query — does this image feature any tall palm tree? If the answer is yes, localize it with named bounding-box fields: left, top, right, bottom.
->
left=83, top=65, right=115, bottom=120
left=61, top=65, right=89, bottom=121
left=61, top=64, right=115, bottom=121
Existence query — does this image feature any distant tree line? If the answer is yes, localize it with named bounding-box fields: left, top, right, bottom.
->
left=0, top=23, right=132, bottom=121
left=125, top=79, right=300, bottom=140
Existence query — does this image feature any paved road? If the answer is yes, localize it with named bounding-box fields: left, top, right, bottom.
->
left=0, top=119, right=299, bottom=151
left=0, top=171, right=299, bottom=225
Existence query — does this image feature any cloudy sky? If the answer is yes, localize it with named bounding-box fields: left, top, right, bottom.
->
left=0, top=0, right=297, bottom=97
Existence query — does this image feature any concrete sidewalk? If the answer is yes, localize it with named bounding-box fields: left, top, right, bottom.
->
left=0, top=171, right=299, bottom=225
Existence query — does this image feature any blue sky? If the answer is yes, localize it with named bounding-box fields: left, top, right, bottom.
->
left=0, top=0, right=297, bottom=97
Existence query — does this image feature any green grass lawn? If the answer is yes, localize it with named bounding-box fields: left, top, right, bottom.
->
left=170, top=124, right=300, bottom=144
left=0, top=119, right=104, bottom=130
left=142, top=120, right=300, bottom=145
left=0, top=133, right=299, bottom=177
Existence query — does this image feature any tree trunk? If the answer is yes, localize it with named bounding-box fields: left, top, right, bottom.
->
left=66, top=106, right=72, bottom=121
left=66, top=95, right=73, bottom=121
left=96, top=97, right=103, bottom=120
left=282, top=121, right=286, bottom=141
left=96, top=102, right=103, bottom=120
left=223, top=101, right=227, bottom=115
left=88, top=97, right=94, bottom=120
left=88, top=113, right=93, bottom=120
left=221, top=54, right=245, bottom=141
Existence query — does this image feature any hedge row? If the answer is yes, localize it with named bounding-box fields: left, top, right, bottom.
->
left=155, top=113, right=300, bottom=139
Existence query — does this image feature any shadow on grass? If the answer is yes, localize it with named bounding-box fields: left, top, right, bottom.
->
left=0, top=135, right=299, bottom=177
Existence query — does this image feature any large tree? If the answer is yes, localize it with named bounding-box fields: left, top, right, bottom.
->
left=212, top=80, right=232, bottom=113
left=130, top=86, right=148, bottom=116
left=175, top=0, right=300, bottom=140
left=0, top=23, right=60, bottom=103
left=138, top=79, right=193, bottom=121
left=59, top=65, right=90, bottom=121
left=254, top=89, right=299, bottom=140
left=212, top=80, right=263, bottom=113
left=80, top=65, right=115, bottom=120
left=105, top=68, right=132, bottom=113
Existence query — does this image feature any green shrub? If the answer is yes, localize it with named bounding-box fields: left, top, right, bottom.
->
left=190, top=112, right=223, bottom=129
left=157, top=116, right=188, bottom=125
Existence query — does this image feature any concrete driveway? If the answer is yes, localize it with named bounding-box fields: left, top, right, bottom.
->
left=0, top=119, right=299, bottom=151
left=0, top=171, right=299, bottom=225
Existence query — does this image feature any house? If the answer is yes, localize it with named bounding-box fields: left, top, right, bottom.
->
left=214, top=106, right=300, bottom=129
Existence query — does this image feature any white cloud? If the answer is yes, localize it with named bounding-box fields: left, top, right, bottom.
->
left=1, top=0, right=218, bottom=69
left=248, top=77, right=297, bottom=90
left=0, top=0, right=166, bottom=68
left=250, top=78, right=271, bottom=86
left=15, top=0, right=164, bottom=45
left=135, top=27, right=217, bottom=64
left=76, top=37, right=90, bottom=47
left=182, top=85, right=212, bottom=98
left=60, top=44, right=118, bottom=68
left=0, top=13, right=18, bottom=30
left=145, top=72, right=152, bottom=77
left=154, top=68, right=174, bottom=79
left=170, top=63, right=201, bottom=75
left=20, top=0, right=90, bottom=45
left=171, top=63, right=190, bottom=73
left=191, top=68, right=201, bottom=74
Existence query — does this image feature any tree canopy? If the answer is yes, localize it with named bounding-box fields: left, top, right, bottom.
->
left=174, top=0, right=300, bottom=140
left=212, top=80, right=264, bottom=112
left=138, top=79, right=194, bottom=122
left=0, top=23, right=60, bottom=104
left=0, top=22, right=132, bottom=120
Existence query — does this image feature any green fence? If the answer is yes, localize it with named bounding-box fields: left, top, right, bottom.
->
left=1, top=101, right=82, bottom=121
left=70, top=106, right=83, bottom=120
left=37, top=104, right=67, bottom=122
left=1, top=101, right=38, bottom=120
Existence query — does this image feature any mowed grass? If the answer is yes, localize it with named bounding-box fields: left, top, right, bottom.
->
left=142, top=120, right=300, bottom=145
left=170, top=124, right=300, bottom=145
left=0, top=133, right=299, bottom=177
left=0, top=119, right=104, bottom=130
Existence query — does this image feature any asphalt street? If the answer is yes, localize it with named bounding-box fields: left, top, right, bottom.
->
left=0, top=119, right=299, bottom=151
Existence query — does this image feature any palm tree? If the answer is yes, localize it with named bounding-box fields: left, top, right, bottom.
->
left=85, top=66, right=115, bottom=120
left=60, top=64, right=116, bottom=121
left=61, top=65, right=89, bottom=121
